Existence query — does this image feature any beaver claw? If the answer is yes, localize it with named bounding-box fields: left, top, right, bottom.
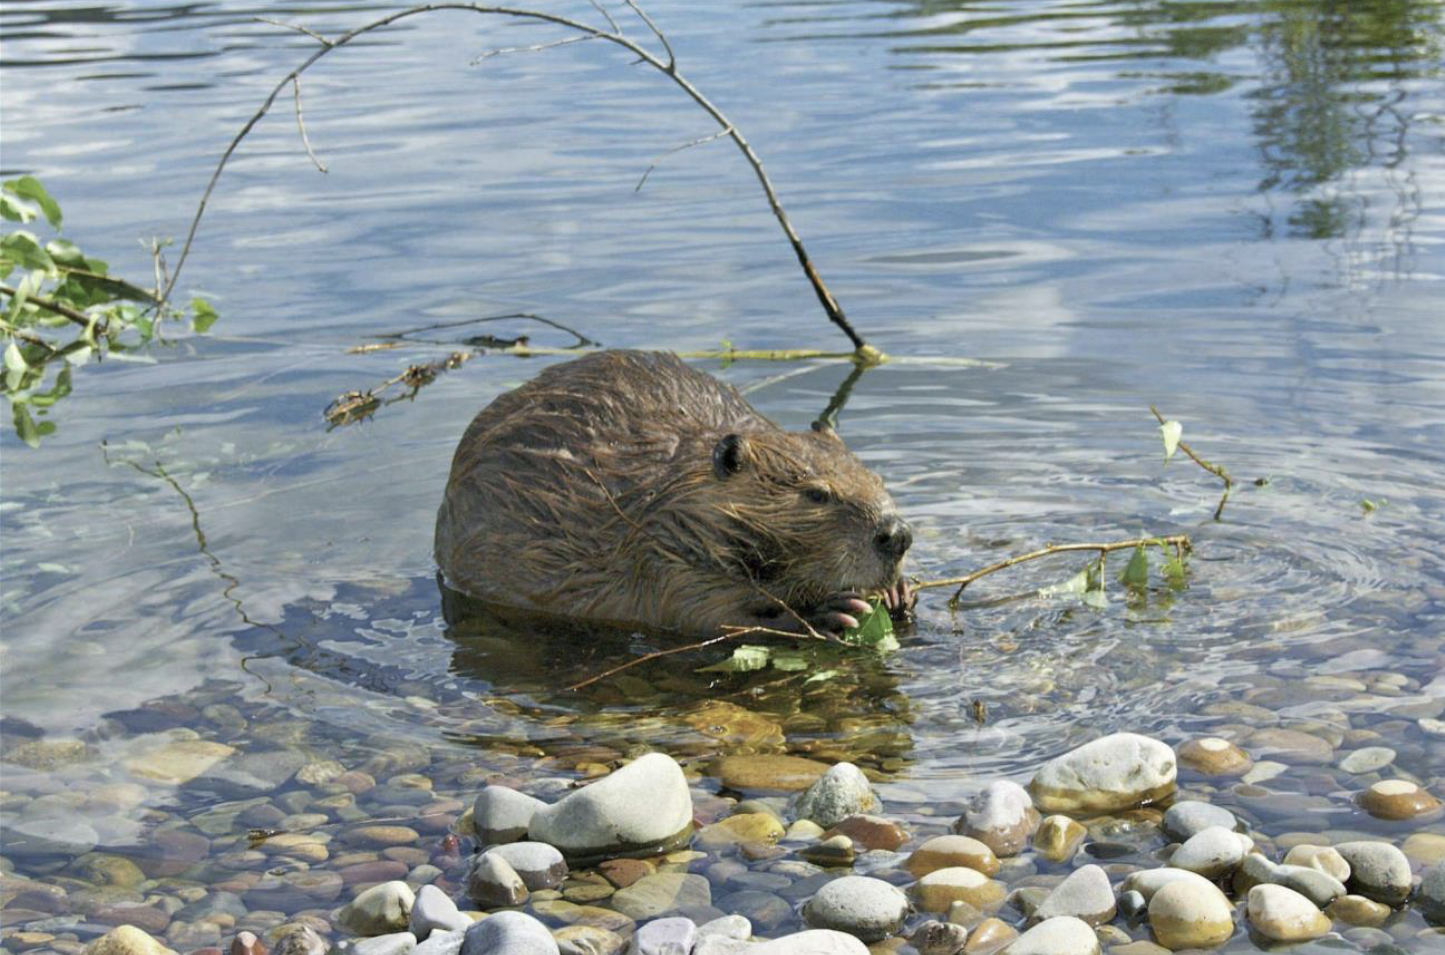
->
left=807, top=592, right=873, bottom=634
left=880, top=578, right=916, bottom=620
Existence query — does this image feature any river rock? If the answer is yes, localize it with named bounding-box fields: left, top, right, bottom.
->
left=1176, top=737, right=1252, bottom=777
left=528, top=753, right=693, bottom=861
left=793, top=763, right=878, bottom=829
left=749, top=931, right=868, bottom=954
left=1121, top=867, right=1219, bottom=901
left=802, top=875, right=909, bottom=941
left=1147, top=879, right=1233, bottom=949
left=628, top=917, right=695, bottom=955
left=273, top=926, right=329, bottom=955
left=909, top=920, right=969, bottom=955
left=473, top=786, right=545, bottom=844
left=83, top=926, right=177, bottom=955
left=697, top=813, right=785, bottom=848
left=906, top=835, right=1000, bottom=878
left=1168, top=826, right=1252, bottom=879
left=611, top=873, right=711, bottom=919
left=1247, top=728, right=1332, bottom=764
left=340, top=933, right=417, bottom=955
left=339, top=881, right=416, bottom=936
left=697, top=915, right=750, bottom=941
left=1032, top=815, right=1086, bottom=863
left=485, top=842, right=568, bottom=890
left=414, top=932, right=465, bottom=955
left=712, top=755, right=831, bottom=793
left=910, top=867, right=1006, bottom=913
left=962, top=918, right=1016, bottom=954
left=1339, top=747, right=1396, bottom=774
left=410, top=885, right=470, bottom=940
left=466, top=852, right=528, bottom=908
left=1358, top=779, right=1443, bottom=820
left=460, top=911, right=558, bottom=955
left=1281, top=845, right=1350, bottom=882
left=952, top=781, right=1038, bottom=857
left=1246, top=884, right=1330, bottom=941
left=125, top=740, right=235, bottom=784
left=1418, top=862, right=1445, bottom=921
left=1031, top=864, right=1115, bottom=925
left=822, top=814, right=907, bottom=851
left=1335, top=841, right=1412, bottom=904
left=1117, top=890, right=1146, bottom=924
left=6, top=815, right=100, bottom=857
left=1003, top=916, right=1099, bottom=955
left=1161, top=801, right=1236, bottom=841
left=1270, top=864, right=1346, bottom=908
left=1325, top=894, right=1391, bottom=927
left=1030, top=733, right=1177, bottom=813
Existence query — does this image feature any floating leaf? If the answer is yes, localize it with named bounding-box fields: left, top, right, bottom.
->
left=5, top=177, right=63, bottom=230
left=697, top=644, right=772, bottom=674
left=190, top=297, right=219, bottom=333
left=803, top=668, right=841, bottom=684
left=1040, top=567, right=1089, bottom=597
left=1162, top=552, right=1187, bottom=587
left=1120, top=544, right=1149, bottom=589
left=1159, top=419, right=1182, bottom=463
left=769, top=650, right=809, bottom=672
left=1360, top=498, right=1383, bottom=514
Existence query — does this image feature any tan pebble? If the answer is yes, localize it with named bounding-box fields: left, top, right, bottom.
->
left=1326, top=894, right=1391, bottom=927
left=1403, top=832, right=1445, bottom=865
left=1247, top=884, right=1331, bottom=941
left=1032, top=815, right=1085, bottom=863
left=342, top=825, right=419, bottom=847
left=710, top=754, right=829, bottom=792
left=260, top=833, right=328, bottom=863
left=1177, top=737, right=1254, bottom=777
left=1148, top=879, right=1234, bottom=949
left=695, top=812, right=784, bottom=847
left=82, top=926, right=178, bottom=955
left=1358, top=779, right=1443, bottom=821
left=910, top=866, right=1005, bottom=913
left=906, top=834, right=1000, bottom=878
left=1109, top=942, right=1170, bottom=955
left=7, top=932, right=58, bottom=953
left=962, top=917, right=1017, bottom=954
left=1281, top=845, right=1350, bottom=882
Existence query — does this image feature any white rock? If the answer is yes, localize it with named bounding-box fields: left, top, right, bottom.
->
left=1168, top=826, right=1252, bottom=878
left=460, top=911, right=559, bottom=955
left=1030, top=733, right=1177, bottom=813
left=1281, top=845, right=1350, bottom=883
left=413, top=931, right=465, bottom=955
left=341, top=934, right=417, bottom=955
left=1002, top=916, right=1099, bottom=955
left=1420, top=862, right=1445, bottom=921
left=339, top=881, right=416, bottom=936
left=473, top=786, right=545, bottom=843
left=696, top=915, right=751, bottom=941
left=410, top=885, right=470, bottom=940
left=628, top=917, right=695, bottom=955
left=528, top=753, right=693, bottom=860
left=1032, top=864, right=1116, bottom=925
left=1148, top=880, right=1234, bottom=949
left=465, top=852, right=528, bottom=908
left=802, top=876, right=909, bottom=942
left=1161, top=801, right=1237, bottom=842
left=1335, top=841, right=1412, bottom=905
left=749, top=931, right=869, bottom=955
left=484, top=842, right=567, bottom=890
left=1246, top=884, right=1331, bottom=941
left=953, top=780, right=1036, bottom=857
left=1119, top=867, right=1218, bottom=902
left=793, top=763, right=878, bottom=829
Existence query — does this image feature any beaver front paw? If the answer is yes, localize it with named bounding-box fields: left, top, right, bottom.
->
left=880, top=578, right=915, bottom=621
left=739, top=592, right=872, bottom=636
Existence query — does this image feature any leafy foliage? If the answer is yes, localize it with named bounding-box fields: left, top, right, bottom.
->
left=1, top=177, right=219, bottom=447
left=698, top=599, right=897, bottom=676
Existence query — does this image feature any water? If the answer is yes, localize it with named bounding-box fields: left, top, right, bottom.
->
left=2, top=0, right=1443, bottom=950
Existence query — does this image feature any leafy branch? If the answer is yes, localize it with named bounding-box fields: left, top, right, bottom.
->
left=1152, top=405, right=1236, bottom=520
left=165, top=2, right=876, bottom=359
left=1, top=177, right=219, bottom=447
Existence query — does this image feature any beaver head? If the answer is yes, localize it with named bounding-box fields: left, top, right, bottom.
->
left=673, top=421, right=912, bottom=610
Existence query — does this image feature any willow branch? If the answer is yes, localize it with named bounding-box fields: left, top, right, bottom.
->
left=0, top=284, right=104, bottom=331
left=913, top=534, right=1193, bottom=605
left=635, top=126, right=731, bottom=191
left=162, top=3, right=869, bottom=354
left=291, top=76, right=328, bottom=173
left=472, top=33, right=595, bottom=62
left=1151, top=405, right=1234, bottom=520
left=254, top=17, right=334, bottom=46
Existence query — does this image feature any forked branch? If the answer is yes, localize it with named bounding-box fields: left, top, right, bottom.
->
left=162, top=2, right=871, bottom=355
left=1151, top=405, right=1234, bottom=520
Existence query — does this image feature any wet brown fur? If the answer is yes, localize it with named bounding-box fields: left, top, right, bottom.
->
left=435, top=350, right=906, bottom=636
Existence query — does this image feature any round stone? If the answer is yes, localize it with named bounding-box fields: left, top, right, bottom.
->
left=484, top=842, right=568, bottom=890
left=1326, top=894, right=1391, bottom=927
left=1030, top=733, right=1177, bottom=813
left=1403, top=833, right=1445, bottom=866
left=473, top=786, right=545, bottom=844
left=1177, top=737, right=1253, bottom=777
left=750, top=931, right=869, bottom=955
left=466, top=851, right=528, bottom=908
left=905, top=835, right=1000, bottom=878
left=1121, top=867, right=1218, bottom=902
left=1246, top=884, right=1331, bottom=942
left=1335, top=841, right=1412, bottom=905
left=1004, top=916, right=1100, bottom=955
left=1338, top=746, right=1396, bottom=775
left=1160, top=801, right=1236, bottom=842
left=1246, top=728, right=1333, bottom=765
left=1032, top=815, right=1086, bottom=863
left=82, top=926, right=177, bottom=955
left=821, top=814, right=907, bottom=852
left=460, top=911, right=558, bottom=955
left=793, top=763, right=878, bottom=829
left=610, top=873, right=711, bottom=920
left=1148, top=879, right=1233, bottom=949
left=909, top=867, right=1006, bottom=913
left=528, top=753, right=693, bottom=862
left=711, top=755, right=831, bottom=793
left=338, top=881, right=416, bottom=936
left=802, top=876, right=909, bottom=942
left=953, top=781, right=1038, bottom=857
left=1418, top=862, right=1445, bottom=922
left=1169, top=826, right=1253, bottom=879
left=962, top=918, right=1016, bottom=953
left=344, top=826, right=420, bottom=848
left=697, top=813, right=785, bottom=848
left=1358, top=780, right=1443, bottom=821
left=1031, top=864, right=1115, bottom=926
left=409, top=884, right=471, bottom=940
left=1281, top=845, right=1350, bottom=882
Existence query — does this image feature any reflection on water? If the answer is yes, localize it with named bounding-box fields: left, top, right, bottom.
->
left=1, top=0, right=1443, bottom=950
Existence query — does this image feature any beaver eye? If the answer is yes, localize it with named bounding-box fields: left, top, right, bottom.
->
left=803, top=487, right=830, bottom=505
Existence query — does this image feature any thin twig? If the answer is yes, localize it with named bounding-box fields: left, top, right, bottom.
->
left=565, top=631, right=746, bottom=691
left=0, top=284, right=103, bottom=331
left=586, top=0, right=621, bottom=34
left=623, top=0, right=673, bottom=71
left=163, top=3, right=870, bottom=355
left=472, top=33, right=595, bottom=62
left=1151, top=405, right=1234, bottom=520
left=635, top=126, right=731, bottom=191
left=911, top=534, right=1192, bottom=605
left=292, top=76, right=328, bottom=173
left=254, top=17, right=335, bottom=46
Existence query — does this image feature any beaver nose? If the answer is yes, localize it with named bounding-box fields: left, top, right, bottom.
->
left=874, top=517, right=913, bottom=561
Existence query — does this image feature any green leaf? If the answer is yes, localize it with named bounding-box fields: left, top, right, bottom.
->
left=1040, top=567, right=1089, bottom=597
left=0, top=194, right=36, bottom=223
left=1360, top=498, right=1383, bottom=514
left=1120, top=544, right=1149, bottom=589
left=1159, top=419, right=1182, bottom=463
left=769, top=651, right=810, bottom=672
left=44, top=239, right=86, bottom=268
left=0, top=231, right=57, bottom=276
left=4, top=341, right=30, bottom=375
left=697, top=645, right=772, bottom=674
left=1161, top=553, right=1187, bottom=586
left=4, top=177, right=62, bottom=230
left=190, top=296, right=219, bottom=333
left=840, top=598, right=895, bottom=650
left=11, top=403, right=47, bottom=448
left=803, top=668, right=842, bottom=684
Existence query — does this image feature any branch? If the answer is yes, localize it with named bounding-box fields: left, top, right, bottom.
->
left=162, top=3, right=870, bottom=355
left=1151, top=405, right=1234, bottom=520
left=912, top=534, right=1192, bottom=605
left=291, top=76, right=328, bottom=173
left=635, top=126, right=731, bottom=192
left=254, top=17, right=334, bottom=46
left=0, top=284, right=105, bottom=332
left=472, top=33, right=595, bottom=62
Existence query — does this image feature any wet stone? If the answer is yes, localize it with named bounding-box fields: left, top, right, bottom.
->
left=1031, top=815, right=1085, bottom=863
left=696, top=813, right=785, bottom=849
left=82, top=926, right=178, bottom=955
left=1247, top=728, right=1333, bottom=765
left=1339, top=747, right=1397, bottom=775
left=1117, top=889, right=1146, bottom=924
left=1281, top=844, right=1351, bottom=882
left=1161, top=801, right=1237, bottom=842
left=910, top=867, right=1005, bottom=913
left=961, top=918, right=1015, bottom=954
left=1168, top=826, right=1252, bottom=879
left=952, top=782, right=1037, bottom=858
left=553, top=925, right=624, bottom=955
left=1147, top=879, right=1234, bottom=950
left=749, top=930, right=869, bottom=954
left=1271, top=864, right=1346, bottom=908
left=628, top=916, right=695, bottom=954
left=821, top=814, right=906, bottom=852
left=908, top=920, right=969, bottom=955
left=1357, top=779, right=1443, bottom=820
left=802, top=875, right=909, bottom=942
left=338, top=881, right=416, bottom=936
left=1030, top=864, right=1115, bottom=926
left=906, top=835, right=1000, bottom=878
left=528, top=753, right=693, bottom=862
left=460, top=911, right=558, bottom=955
left=229, top=931, right=266, bottom=955
left=792, top=763, right=878, bottom=829
left=1246, top=884, right=1331, bottom=942
left=1176, top=737, right=1253, bottom=777
left=610, top=873, right=711, bottom=920
left=711, top=755, right=831, bottom=794
left=484, top=842, right=568, bottom=890
left=465, top=852, right=528, bottom=909
left=409, top=885, right=470, bottom=940
left=1004, top=916, right=1099, bottom=955
left=345, top=826, right=421, bottom=849
left=1403, top=833, right=1445, bottom=865
left=271, top=925, right=329, bottom=955
left=1335, top=841, right=1412, bottom=905
left=1419, top=862, right=1445, bottom=922
left=1326, top=894, right=1392, bottom=927
left=1030, top=734, right=1177, bottom=814
left=598, top=859, right=653, bottom=889
left=799, top=835, right=855, bottom=868
left=339, top=932, right=417, bottom=955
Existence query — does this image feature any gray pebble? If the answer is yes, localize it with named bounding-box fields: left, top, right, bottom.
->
left=485, top=842, right=567, bottom=890
left=461, top=911, right=559, bottom=955
left=628, top=916, right=695, bottom=955
left=1161, top=801, right=1237, bottom=841
left=1335, top=841, right=1412, bottom=905
left=801, top=875, right=908, bottom=942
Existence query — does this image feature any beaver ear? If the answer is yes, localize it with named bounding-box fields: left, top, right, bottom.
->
left=811, top=420, right=844, bottom=445
left=712, top=433, right=750, bottom=479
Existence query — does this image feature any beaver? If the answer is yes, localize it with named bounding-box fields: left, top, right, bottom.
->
left=434, top=350, right=912, bottom=637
